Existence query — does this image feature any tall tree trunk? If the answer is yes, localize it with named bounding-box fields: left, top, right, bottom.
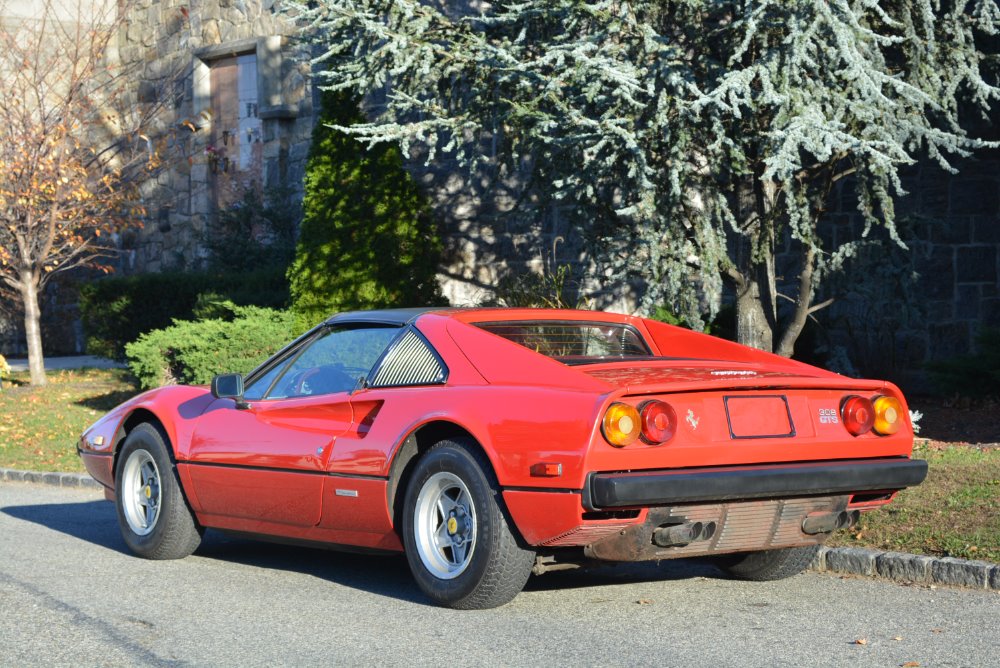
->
left=732, top=174, right=776, bottom=352
left=735, top=274, right=773, bottom=352
left=775, top=245, right=816, bottom=358
left=18, top=270, right=46, bottom=386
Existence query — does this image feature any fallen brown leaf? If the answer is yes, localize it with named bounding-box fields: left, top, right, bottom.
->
left=636, top=599, right=653, bottom=605
left=854, top=638, right=868, bottom=646
left=901, top=662, right=920, bottom=667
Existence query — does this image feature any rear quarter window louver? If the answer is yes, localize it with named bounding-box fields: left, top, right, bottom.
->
left=370, top=330, right=446, bottom=388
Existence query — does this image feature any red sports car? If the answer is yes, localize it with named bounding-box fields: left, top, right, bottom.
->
left=79, top=308, right=926, bottom=608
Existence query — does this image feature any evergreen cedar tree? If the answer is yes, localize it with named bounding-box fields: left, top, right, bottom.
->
left=288, top=90, right=444, bottom=329
left=295, top=0, right=1000, bottom=355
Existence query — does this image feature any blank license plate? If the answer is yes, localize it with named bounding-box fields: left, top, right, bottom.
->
left=725, top=396, right=795, bottom=439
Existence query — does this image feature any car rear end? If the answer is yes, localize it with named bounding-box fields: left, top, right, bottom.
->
left=568, top=368, right=925, bottom=562
left=464, top=312, right=926, bottom=564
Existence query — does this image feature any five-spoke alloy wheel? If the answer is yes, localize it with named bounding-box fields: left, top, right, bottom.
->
left=412, top=471, right=478, bottom=579
left=120, top=447, right=162, bottom=536
left=402, top=439, right=535, bottom=609
left=114, top=423, right=202, bottom=560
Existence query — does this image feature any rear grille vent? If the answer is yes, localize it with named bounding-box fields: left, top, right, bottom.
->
left=370, top=331, right=446, bottom=388
left=540, top=523, right=634, bottom=547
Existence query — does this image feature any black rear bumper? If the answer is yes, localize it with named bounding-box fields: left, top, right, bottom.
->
left=584, top=457, right=928, bottom=509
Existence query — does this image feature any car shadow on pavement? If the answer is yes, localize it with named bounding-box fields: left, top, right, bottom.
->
left=4, top=498, right=729, bottom=605
left=3, top=500, right=127, bottom=554
left=193, top=533, right=429, bottom=605
left=3, top=497, right=429, bottom=603
left=197, top=534, right=729, bottom=604
left=523, top=558, right=727, bottom=595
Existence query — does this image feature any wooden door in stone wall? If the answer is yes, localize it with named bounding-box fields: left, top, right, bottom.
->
left=209, top=54, right=262, bottom=210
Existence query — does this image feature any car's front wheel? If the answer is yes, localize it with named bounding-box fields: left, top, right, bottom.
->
left=115, top=423, right=202, bottom=559
left=721, top=545, right=820, bottom=581
left=402, top=439, right=535, bottom=609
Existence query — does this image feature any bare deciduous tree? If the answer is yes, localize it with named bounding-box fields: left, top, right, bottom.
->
left=0, top=0, right=162, bottom=385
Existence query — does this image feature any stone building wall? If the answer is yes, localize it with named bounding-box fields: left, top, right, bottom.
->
left=114, top=0, right=314, bottom=274
left=0, top=0, right=315, bottom=355
left=790, top=154, right=1000, bottom=391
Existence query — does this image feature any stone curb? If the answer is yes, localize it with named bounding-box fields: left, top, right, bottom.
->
left=1, top=467, right=103, bottom=490
left=4, top=468, right=997, bottom=591
left=809, top=545, right=1000, bottom=592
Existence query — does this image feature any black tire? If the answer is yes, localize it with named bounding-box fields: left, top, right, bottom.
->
left=722, top=545, right=820, bottom=581
left=402, top=439, right=536, bottom=609
left=114, top=423, right=202, bottom=559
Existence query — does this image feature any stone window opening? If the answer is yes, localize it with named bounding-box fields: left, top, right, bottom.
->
left=193, top=37, right=289, bottom=211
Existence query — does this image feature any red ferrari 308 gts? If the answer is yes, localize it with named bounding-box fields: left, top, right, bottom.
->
left=79, top=308, right=927, bottom=608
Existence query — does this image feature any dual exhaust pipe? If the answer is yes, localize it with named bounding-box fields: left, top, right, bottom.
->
left=652, top=521, right=717, bottom=548
left=652, top=509, right=860, bottom=548
left=801, top=509, right=860, bottom=535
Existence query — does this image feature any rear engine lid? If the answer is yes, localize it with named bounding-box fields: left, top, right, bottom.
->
left=581, top=362, right=875, bottom=395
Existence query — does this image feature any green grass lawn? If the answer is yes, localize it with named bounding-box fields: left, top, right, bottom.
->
left=828, top=442, right=1000, bottom=563
left=0, top=368, right=136, bottom=472
left=1, top=368, right=997, bottom=563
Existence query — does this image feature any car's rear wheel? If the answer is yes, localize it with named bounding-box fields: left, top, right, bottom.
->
left=115, top=423, right=202, bottom=559
left=402, top=439, right=535, bottom=609
left=721, top=545, right=820, bottom=581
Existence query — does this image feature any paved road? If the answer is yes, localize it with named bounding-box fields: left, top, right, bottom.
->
left=2, top=483, right=997, bottom=668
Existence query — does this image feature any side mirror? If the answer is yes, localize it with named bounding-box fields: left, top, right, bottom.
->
left=211, top=374, right=248, bottom=409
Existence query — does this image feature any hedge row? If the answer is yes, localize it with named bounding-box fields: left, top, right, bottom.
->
left=80, top=268, right=289, bottom=360
left=126, top=305, right=298, bottom=390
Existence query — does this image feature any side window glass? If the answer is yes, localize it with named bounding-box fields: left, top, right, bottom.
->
left=267, top=326, right=400, bottom=399
left=242, top=360, right=289, bottom=401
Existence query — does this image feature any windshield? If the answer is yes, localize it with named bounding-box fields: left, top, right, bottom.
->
left=475, top=320, right=652, bottom=364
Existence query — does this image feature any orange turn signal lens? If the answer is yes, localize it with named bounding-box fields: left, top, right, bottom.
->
left=873, top=396, right=903, bottom=435
left=602, top=402, right=641, bottom=447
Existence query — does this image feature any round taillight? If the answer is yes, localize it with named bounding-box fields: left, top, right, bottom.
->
left=602, top=402, right=641, bottom=447
left=841, top=395, right=874, bottom=436
left=873, top=396, right=903, bottom=435
left=639, top=400, right=677, bottom=444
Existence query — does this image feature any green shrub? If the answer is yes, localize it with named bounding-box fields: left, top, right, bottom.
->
left=126, top=306, right=297, bottom=390
left=288, top=91, right=446, bottom=330
left=928, top=328, right=1000, bottom=398
left=80, top=268, right=290, bottom=359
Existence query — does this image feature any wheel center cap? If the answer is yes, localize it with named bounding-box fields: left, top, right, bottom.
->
left=144, top=485, right=152, bottom=499
left=447, top=517, right=458, bottom=535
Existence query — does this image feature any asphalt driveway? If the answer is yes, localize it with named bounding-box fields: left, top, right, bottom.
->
left=1, top=481, right=997, bottom=667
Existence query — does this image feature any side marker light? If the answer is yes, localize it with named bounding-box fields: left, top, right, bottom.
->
left=530, top=462, right=563, bottom=477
